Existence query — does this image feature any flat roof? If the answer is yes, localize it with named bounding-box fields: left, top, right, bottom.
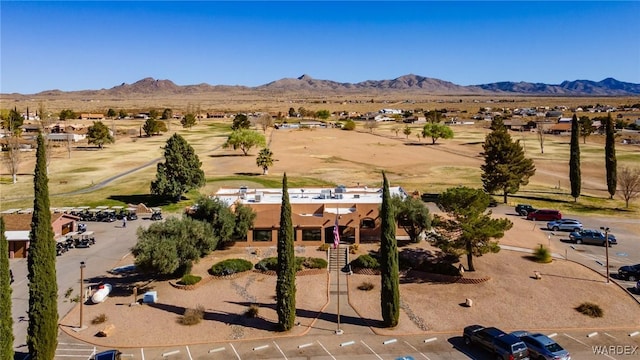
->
left=214, top=186, right=407, bottom=206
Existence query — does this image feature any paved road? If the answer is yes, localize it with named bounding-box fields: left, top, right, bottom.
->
left=9, top=218, right=148, bottom=359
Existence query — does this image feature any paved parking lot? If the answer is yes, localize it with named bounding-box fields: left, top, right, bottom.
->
left=55, top=329, right=639, bottom=360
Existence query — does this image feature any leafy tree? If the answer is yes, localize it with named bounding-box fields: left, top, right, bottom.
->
left=87, top=121, right=115, bottom=149
left=188, top=197, right=236, bottom=245
left=142, top=118, right=160, bottom=137
left=403, top=125, right=412, bottom=139
left=118, top=109, right=128, bottom=119
left=231, top=113, right=250, bottom=130
left=578, top=116, right=594, bottom=144
left=316, top=109, right=331, bottom=120
left=233, top=203, right=257, bottom=241
left=181, top=113, right=197, bottom=128
left=363, top=120, right=378, bottom=133
left=425, top=110, right=443, bottom=123
left=156, top=120, right=168, bottom=133
left=342, top=119, right=356, bottom=130
left=27, top=134, right=58, bottom=359
left=618, top=166, right=640, bottom=208
left=605, top=113, right=617, bottom=199
left=380, top=172, right=399, bottom=327
left=151, top=133, right=205, bottom=201
left=391, top=195, right=431, bottom=243
left=223, top=129, right=266, bottom=156
left=132, top=217, right=217, bottom=276
left=149, top=109, right=159, bottom=120
left=569, top=114, right=581, bottom=201
left=106, top=108, right=117, bottom=118
left=0, top=218, right=13, bottom=360
left=432, top=186, right=512, bottom=271
left=481, top=118, right=536, bottom=203
left=391, top=125, right=401, bottom=137
left=256, top=147, right=274, bottom=175
left=288, top=107, right=296, bottom=117
left=276, top=173, right=296, bottom=331
left=422, top=123, right=454, bottom=144
left=161, top=108, right=173, bottom=120
left=59, top=109, right=77, bottom=120
left=1, top=107, right=23, bottom=134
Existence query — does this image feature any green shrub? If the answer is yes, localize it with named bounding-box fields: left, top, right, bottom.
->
left=302, top=257, right=328, bottom=269
left=534, top=244, right=552, bottom=263
left=179, top=305, right=205, bottom=325
left=91, top=313, right=107, bottom=325
left=351, top=254, right=380, bottom=269
left=357, top=282, right=375, bottom=291
left=245, top=304, right=259, bottom=318
left=254, top=257, right=279, bottom=271
left=318, top=243, right=330, bottom=251
left=343, top=120, right=356, bottom=131
left=576, top=302, right=603, bottom=318
left=210, top=258, right=253, bottom=276
left=179, top=274, right=202, bottom=285
left=349, top=244, right=359, bottom=254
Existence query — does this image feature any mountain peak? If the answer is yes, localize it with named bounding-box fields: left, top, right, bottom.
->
left=297, top=74, right=313, bottom=81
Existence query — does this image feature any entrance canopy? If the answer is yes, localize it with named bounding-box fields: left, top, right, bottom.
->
left=324, top=207, right=355, bottom=215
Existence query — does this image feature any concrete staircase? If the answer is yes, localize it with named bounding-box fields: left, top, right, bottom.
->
left=328, top=246, right=348, bottom=272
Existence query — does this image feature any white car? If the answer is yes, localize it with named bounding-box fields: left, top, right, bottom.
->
left=546, top=219, right=583, bottom=232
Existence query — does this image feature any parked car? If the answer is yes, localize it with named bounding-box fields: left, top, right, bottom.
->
left=526, top=209, right=562, bottom=221
left=569, top=229, right=617, bottom=246
left=515, top=204, right=537, bottom=216
left=511, top=331, right=571, bottom=360
left=546, top=219, right=583, bottom=232
left=463, top=325, right=530, bottom=360
left=617, top=263, right=640, bottom=281
left=93, top=350, right=121, bottom=360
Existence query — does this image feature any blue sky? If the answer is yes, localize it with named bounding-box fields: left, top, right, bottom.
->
left=1, top=1, right=639, bottom=94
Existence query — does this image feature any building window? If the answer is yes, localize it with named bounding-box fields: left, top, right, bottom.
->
left=360, top=218, right=376, bottom=229
left=253, top=229, right=272, bottom=242
left=301, top=228, right=321, bottom=241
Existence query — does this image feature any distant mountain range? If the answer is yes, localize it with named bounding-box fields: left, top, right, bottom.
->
left=9, top=74, right=640, bottom=96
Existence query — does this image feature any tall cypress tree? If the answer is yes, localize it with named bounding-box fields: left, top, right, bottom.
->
left=481, top=118, right=536, bottom=203
left=0, top=218, right=14, bottom=360
left=27, top=133, right=59, bottom=359
left=380, top=171, right=399, bottom=327
left=276, top=173, right=296, bottom=331
left=605, top=113, right=617, bottom=199
left=569, top=114, right=581, bottom=201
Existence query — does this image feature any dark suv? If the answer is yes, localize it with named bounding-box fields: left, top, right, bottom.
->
left=526, top=209, right=562, bottom=221
left=463, top=325, right=530, bottom=360
left=515, top=204, right=536, bottom=216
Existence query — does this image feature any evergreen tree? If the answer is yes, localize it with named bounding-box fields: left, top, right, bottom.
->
left=605, top=113, right=617, bottom=199
left=151, top=133, right=205, bottom=201
left=86, top=121, right=114, bottom=149
left=481, top=118, right=536, bottom=203
left=0, top=218, right=14, bottom=360
left=27, top=134, right=58, bottom=359
left=380, top=172, right=399, bottom=327
left=276, top=173, right=296, bottom=331
left=231, top=114, right=251, bottom=130
left=569, top=114, right=581, bottom=201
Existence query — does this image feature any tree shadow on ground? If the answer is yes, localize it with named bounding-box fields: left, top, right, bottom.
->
left=83, top=272, right=161, bottom=301
left=234, top=172, right=262, bottom=176
left=208, top=153, right=245, bottom=158
left=509, top=193, right=633, bottom=213
left=447, top=336, right=489, bottom=359
left=226, top=300, right=384, bottom=328
left=147, top=302, right=279, bottom=331
left=108, top=194, right=176, bottom=208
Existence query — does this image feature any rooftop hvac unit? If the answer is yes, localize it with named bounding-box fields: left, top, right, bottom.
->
left=335, top=193, right=343, bottom=199
left=254, top=193, right=262, bottom=202
left=335, top=185, right=346, bottom=193
left=239, top=186, right=248, bottom=194
left=353, top=194, right=360, bottom=199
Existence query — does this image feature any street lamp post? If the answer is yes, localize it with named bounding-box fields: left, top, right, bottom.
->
left=600, top=227, right=610, bottom=283
left=79, top=261, right=86, bottom=328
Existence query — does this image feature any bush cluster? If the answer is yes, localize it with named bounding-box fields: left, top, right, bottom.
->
left=576, top=302, right=603, bottom=318
left=245, top=304, right=260, bottom=318
left=350, top=254, right=380, bottom=269
left=318, top=243, right=330, bottom=251
left=254, top=257, right=328, bottom=272
left=179, top=305, right=205, bottom=325
left=210, top=259, right=253, bottom=276
left=179, top=274, right=202, bottom=285
left=357, top=282, right=375, bottom=291
left=91, top=313, right=107, bottom=325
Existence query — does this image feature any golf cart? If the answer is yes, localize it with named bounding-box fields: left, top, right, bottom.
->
left=125, top=207, right=138, bottom=220
left=150, top=208, right=162, bottom=221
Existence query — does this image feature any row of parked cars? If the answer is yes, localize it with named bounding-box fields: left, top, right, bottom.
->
left=515, top=204, right=618, bottom=246
left=464, top=324, right=570, bottom=360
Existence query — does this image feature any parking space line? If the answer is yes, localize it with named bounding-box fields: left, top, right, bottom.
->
left=56, top=349, right=95, bottom=352
left=54, top=355, right=92, bottom=358
left=604, top=332, right=616, bottom=339
left=185, top=346, right=193, bottom=360
left=208, top=347, right=225, bottom=353
left=360, top=340, right=383, bottom=360
left=403, top=340, right=431, bottom=360
left=563, top=333, right=589, bottom=347
left=316, top=341, right=336, bottom=360
left=272, top=341, right=288, bottom=359
left=229, top=343, right=241, bottom=360
left=161, top=350, right=180, bottom=357
left=140, top=348, right=145, bottom=360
